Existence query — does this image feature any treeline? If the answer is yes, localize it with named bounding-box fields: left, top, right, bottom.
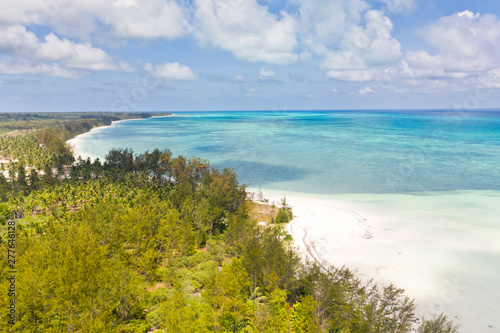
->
left=1, top=112, right=171, bottom=198
left=0, top=112, right=169, bottom=136
left=0, top=129, right=73, bottom=171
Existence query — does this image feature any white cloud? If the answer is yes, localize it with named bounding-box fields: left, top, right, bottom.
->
left=327, top=69, right=378, bottom=81
left=359, top=86, right=375, bottom=95
left=193, top=0, right=298, bottom=64
left=0, top=25, right=115, bottom=75
left=290, top=2, right=405, bottom=83
left=259, top=68, right=276, bottom=78
left=398, top=11, right=500, bottom=85
left=119, top=61, right=135, bottom=73
left=0, top=0, right=191, bottom=41
left=331, top=88, right=338, bottom=93
left=0, top=58, right=80, bottom=78
left=419, top=11, right=500, bottom=59
left=143, top=62, right=198, bottom=80
left=37, top=33, right=115, bottom=71
left=0, top=25, right=38, bottom=54
left=105, top=0, right=191, bottom=39
left=319, top=10, right=500, bottom=94
left=485, top=68, right=500, bottom=88
left=457, top=10, right=480, bottom=19
left=295, top=0, right=370, bottom=49
left=321, top=10, right=401, bottom=72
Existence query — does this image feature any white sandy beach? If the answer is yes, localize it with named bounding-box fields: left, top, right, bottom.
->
left=249, top=188, right=500, bottom=333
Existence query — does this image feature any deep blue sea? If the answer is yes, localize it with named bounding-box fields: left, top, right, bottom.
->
left=74, top=110, right=500, bottom=194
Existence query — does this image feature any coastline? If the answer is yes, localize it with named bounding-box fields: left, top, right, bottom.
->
left=66, top=113, right=500, bottom=332
left=249, top=187, right=500, bottom=333
left=67, top=114, right=173, bottom=160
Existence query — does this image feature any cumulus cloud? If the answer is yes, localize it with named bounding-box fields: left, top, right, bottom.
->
left=322, top=10, right=401, bottom=71
left=193, top=0, right=298, bottom=64
left=2, top=0, right=500, bottom=97
left=259, top=68, right=276, bottom=78
left=400, top=11, right=500, bottom=82
left=295, top=0, right=370, bottom=49
left=104, top=0, right=191, bottom=39
left=143, top=62, right=198, bottom=80
left=0, top=25, right=115, bottom=75
left=321, top=9, right=500, bottom=93
left=0, top=0, right=191, bottom=41
left=313, top=9, right=401, bottom=83
left=420, top=10, right=500, bottom=59
left=37, top=33, right=115, bottom=71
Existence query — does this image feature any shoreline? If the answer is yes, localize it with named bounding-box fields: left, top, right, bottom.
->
left=248, top=188, right=374, bottom=264
left=248, top=187, right=500, bottom=333
left=66, top=114, right=173, bottom=160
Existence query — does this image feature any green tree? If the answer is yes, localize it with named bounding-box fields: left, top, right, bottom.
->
left=29, top=168, right=40, bottom=189
left=155, top=288, right=215, bottom=332
left=11, top=223, right=145, bottom=332
left=418, top=314, right=460, bottom=333
left=204, top=258, right=253, bottom=332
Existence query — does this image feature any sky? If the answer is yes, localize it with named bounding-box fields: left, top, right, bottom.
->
left=1, top=0, right=500, bottom=112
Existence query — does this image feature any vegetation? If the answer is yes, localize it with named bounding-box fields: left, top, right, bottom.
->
left=0, top=112, right=170, bottom=193
left=273, top=197, right=293, bottom=224
left=0, top=112, right=167, bottom=136
left=0, top=114, right=459, bottom=332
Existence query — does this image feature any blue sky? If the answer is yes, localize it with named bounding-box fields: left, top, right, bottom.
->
left=1, top=0, right=500, bottom=112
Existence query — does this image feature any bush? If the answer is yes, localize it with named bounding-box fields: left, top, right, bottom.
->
left=418, top=314, right=460, bottom=333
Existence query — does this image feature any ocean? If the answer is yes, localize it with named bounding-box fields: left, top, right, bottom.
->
left=74, top=110, right=500, bottom=194
left=72, top=110, right=500, bottom=332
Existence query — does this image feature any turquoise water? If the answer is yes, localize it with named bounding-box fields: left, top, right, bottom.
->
left=75, top=110, right=500, bottom=194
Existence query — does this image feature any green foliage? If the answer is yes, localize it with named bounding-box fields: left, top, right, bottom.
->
left=292, top=296, right=320, bottom=333
left=274, top=196, right=293, bottom=224
left=240, top=224, right=299, bottom=294
left=418, top=314, right=460, bottom=333
left=154, top=288, right=215, bottom=332
left=2, top=223, right=146, bottom=331
left=204, top=258, right=253, bottom=331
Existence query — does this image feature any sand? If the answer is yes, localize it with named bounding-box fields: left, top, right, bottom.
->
left=249, top=188, right=500, bottom=333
